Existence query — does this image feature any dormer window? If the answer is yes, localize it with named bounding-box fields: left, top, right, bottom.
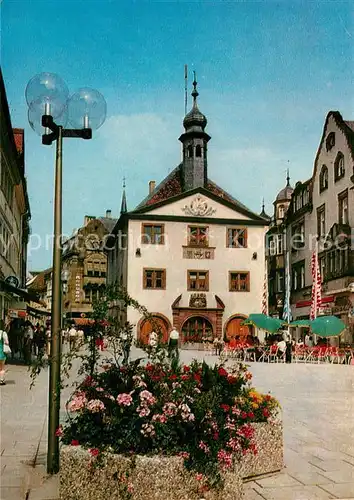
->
left=319, top=165, right=328, bottom=193
left=334, top=152, right=345, bottom=182
left=195, top=145, right=202, bottom=157
left=326, top=132, right=335, bottom=151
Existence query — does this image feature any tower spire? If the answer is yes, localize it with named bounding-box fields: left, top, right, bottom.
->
left=120, top=177, right=127, bottom=215
left=191, top=70, right=199, bottom=105
left=286, top=168, right=290, bottom=186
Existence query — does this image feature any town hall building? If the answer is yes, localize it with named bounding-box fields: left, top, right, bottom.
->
left=107, top=80, right=269, bottom=343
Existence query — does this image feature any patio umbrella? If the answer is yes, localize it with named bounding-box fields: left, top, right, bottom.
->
left=310, top=316, right=347, bottom=337
left=242, top=314, right=286, bottom=334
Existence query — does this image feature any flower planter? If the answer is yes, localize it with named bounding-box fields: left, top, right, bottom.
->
left=238, top=421, right=283, bottom=479
left=60, top=447, right=244, bottom=500
left=59, top=421, right=283, bottom=499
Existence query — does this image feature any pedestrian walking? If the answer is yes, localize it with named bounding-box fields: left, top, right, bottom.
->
left=69, top=325, right=77, bottom=351
left=0, top=320, right=10, bottom=385
left=77, top=328, right=84, bottom=348
left=23, top=321, right=34, bottom=364
left=168, top=327, right=179, bottom=359
left=283, top=330, right=292, bottom=363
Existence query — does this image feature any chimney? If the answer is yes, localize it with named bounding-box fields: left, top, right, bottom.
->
left=106, top=209, right=112, bottom=219
left=149, top=181, right=156, bottom=194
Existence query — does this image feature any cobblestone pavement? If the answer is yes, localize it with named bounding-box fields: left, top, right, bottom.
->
left=1, top=349, right=353, bottom=500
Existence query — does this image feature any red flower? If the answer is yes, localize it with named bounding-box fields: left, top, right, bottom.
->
left=145, top=364, right=154, bottom=372
left=151, top=375, right=161, bottom=382
left=183, top=365, right=190, bottom=373
left=71, top=440, right=79, bottom=446
left=55, top=425, right=63, bottom=437
left=265, top=394, right=272, bottom=401
left=218, top=367, right=228, bottom=377
left=120, top=366, right=127, bottom=373
left=220, top=404, right=230, bottom=412
left=262, top=408, right=270, bottom=418
left=193, top=374, right=201, bottom=384
left=169, top=374, right=178, bottom=381
left=241, top=411, right=248, bottom=419
left=83, top=376, right=93, bottom=386
left=181, top=375, right=189, bottom=381
left=227, top=375, right=237, bottom=384
left=248, top=412, right=255, bottom=419
left=89, top=448, right=100, bottom=457
left=213, top=432, right=219, bottom=440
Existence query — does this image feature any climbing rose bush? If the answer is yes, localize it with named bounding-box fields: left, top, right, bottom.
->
left=61, top=360, right=279, bottom=487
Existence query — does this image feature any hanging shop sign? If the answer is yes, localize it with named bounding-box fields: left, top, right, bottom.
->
left=5, top=276, right=20, bottom=288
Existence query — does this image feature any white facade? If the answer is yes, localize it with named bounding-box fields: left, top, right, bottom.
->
left=109, top=190, right=267, bottom=342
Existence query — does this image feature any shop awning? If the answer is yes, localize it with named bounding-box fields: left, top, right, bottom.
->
left=0, top=279, right=42, bottom=304
left=72, top=318, right=94, bottom=326
left=27, top=305, right=51, bottom=317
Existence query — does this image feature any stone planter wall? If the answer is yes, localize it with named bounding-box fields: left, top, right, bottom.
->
left=239, top=421, right=283, bottom=479
left=60, top=448, right=243, bottom=500
left=60, top=423, right=283, bottom=499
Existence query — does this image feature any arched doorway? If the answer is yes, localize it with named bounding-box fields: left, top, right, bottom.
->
left=182, top=316, right=213, bottom=343
left=224, top=315, right=250, bottom=341
left=138, top=315, right=170, bottom=345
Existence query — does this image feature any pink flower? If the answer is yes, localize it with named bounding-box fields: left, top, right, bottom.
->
left=198, top=441, right=210, bottom=454
left=163, top=402, right=177, bottom=417
left=217, top=449, right=233, bottom=470
left=95, top=387, right=104, bottom=392
left=117, top=393, right=133, bottom=406
left=178, top=451, right=190, bottom=459
left=232, top=407, right=241, bottom=416
left=141, top=423, right=155, bottom=437
left=196, top=473, right=204, bottom=481
left=227, top=437, right=242, bottom=452
left=127, top=483, right=134, bottom=493
left=71, top=440, right=79, bottom=446
left=55, top=425, right=63, bottom=437
left=87, top=399, right=105, bottom=413
left=179, top=403, right=195, bottom=422
left=67, top=393, right=87, bottom=413
left=132, top=375, right=147, bottom=388
left=152, top=414, right=167, bottom=423
left=139, top=390, right=156, bottom=406
left=137, top=406, right=151, bottom=418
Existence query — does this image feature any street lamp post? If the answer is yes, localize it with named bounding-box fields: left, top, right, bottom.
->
left=25, top=73, right=106, bottom=474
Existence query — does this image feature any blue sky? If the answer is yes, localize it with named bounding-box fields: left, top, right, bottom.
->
left=2, top=0, right=353, bottom=270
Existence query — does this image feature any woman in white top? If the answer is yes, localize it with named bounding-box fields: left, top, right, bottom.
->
left=0, top=320, right=10, bottom=385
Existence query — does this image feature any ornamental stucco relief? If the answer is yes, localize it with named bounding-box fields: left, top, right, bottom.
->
left=182, top=195, right=216, bottom=217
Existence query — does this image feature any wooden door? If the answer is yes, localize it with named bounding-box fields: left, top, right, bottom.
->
left=225, top=317, right=249, bottom=341
left=139, top=317, right=168, bottom=345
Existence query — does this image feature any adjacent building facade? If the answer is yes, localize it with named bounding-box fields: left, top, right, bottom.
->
left=61, top=212, right=117, bottom=326
left=107, top=82, right=269, bottom=343
left=0, top=69, right=32, bottom=321
left=266, top=111, right=354, bottom=343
